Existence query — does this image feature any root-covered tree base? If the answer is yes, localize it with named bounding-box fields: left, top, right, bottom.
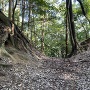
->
left=0, top=11, right=42, bottom=60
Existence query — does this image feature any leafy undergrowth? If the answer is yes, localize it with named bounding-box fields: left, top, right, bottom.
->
left=0, top=47, right=90, bottom=90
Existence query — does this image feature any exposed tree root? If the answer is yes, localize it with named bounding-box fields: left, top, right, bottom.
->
left=0, top=47, right=16, bottom=61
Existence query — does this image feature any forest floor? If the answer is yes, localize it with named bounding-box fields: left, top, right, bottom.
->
left=0, top=47, right=90, bottom=90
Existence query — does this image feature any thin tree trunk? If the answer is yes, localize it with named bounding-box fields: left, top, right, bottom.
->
left=9, top=0, right=12, bottom=20
left=41, top=15, right=45, bottom=53
left=28, top=3, right=33, bottom=43
left=28, top=0, right=35, bottom=48
left=21, top=0, right=25, bottom=32
left=65, top=11, right=68, bottom=57
left=41, top=27, right=44, bottom=53
left=33, top=15, right=36, bottom=48
left=12, top=0, right=17, bottom=22
left=28, top=0, right=31, bottom=32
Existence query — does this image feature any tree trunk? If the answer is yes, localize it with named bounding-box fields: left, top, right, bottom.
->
left=9, top=0, right=12, bottom=20
left=66, top=0, right=77, bottom=57
left=33, top=15, right=37, bottom=48
left=21, top=0, right=25, bottom=32
left=12, top=0, right=17, bottom=22
left=41, top=16, right=45, bottom=53
left=28, top=1, right=33, bottom=45
left=65, top=11, right=68, bottom=57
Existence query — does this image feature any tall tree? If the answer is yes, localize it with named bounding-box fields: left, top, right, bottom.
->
left=65, top=11, right=68, bottom=57
left=21, top=0, right=25, bottom=32
left=9, top=0, right=12, bottom=20
left=66, top=0, right=77, bottom=57
left=12, top=0, right=17, bottom=22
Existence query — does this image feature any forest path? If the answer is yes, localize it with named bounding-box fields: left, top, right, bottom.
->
left=0, top=47, right=90, bottom=90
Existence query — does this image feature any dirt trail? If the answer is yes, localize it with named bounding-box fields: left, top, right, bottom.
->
left=0, top=47, right=90, bottom=90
